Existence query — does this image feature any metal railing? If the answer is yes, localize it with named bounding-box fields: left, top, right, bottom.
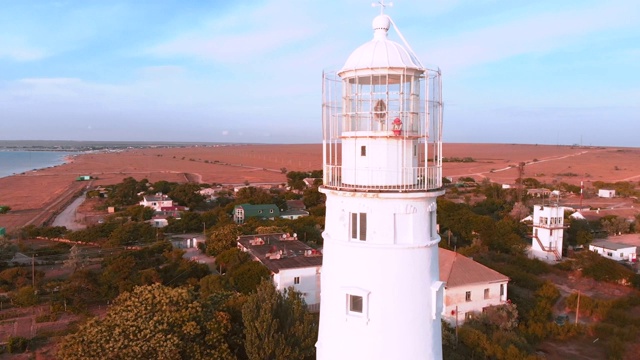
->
left=323, top=165, right=442, bottom=192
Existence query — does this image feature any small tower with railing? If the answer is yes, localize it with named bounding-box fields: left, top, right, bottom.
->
left=531, top=204, right=566, bottom=261
left=316, top=3, right=445, bottom=359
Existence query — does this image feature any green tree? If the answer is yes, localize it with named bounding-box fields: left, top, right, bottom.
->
left=12, top=285, right=39, bottom=307
left=206, top=224, right=240, bottom=256
left=107, top=221, right=156, bottom=247
left=63, top=244, right=84, bottom=272
left=58, top=284, right=234, bottom=360
left=228, top=261, right=271, bottom=294
left=125, top=205, right=155, bottom=222
left=169, top=183, right=206, bottom=210
left=242, top=280, right=318, bottom=360
left=235, top=187, right=274, bottom=205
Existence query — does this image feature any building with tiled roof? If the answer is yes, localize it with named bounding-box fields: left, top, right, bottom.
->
left=237, top=233, right=322, bottom=311
left=439, top=248, right=509, bottom=325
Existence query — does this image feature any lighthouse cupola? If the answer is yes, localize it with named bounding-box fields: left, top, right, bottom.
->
left=322, top=9, right=443, bottom=191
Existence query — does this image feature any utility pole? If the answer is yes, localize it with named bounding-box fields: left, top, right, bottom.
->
left=32, top=254, right=35, bottom=287
left=575, top=290, right=581, bottom=324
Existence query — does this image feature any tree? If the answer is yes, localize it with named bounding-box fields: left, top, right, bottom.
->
left=63, top=244, right=84, bottom=271
left=601, top=215, right=630, bottom=236
left=58, top=284, right=234, bottom=360
left=11, top=285, right=39, bottom=307
left=206, top=224, right=240, bottom=256
left=242, top=280, right=318, bottom=360
left=125, top=205, right=155, bottom=222
left=235, top=187, right=273, bottom=205
left=169, top=183, right=206, bottom=210
left=107, top=221, right=156, bottom=247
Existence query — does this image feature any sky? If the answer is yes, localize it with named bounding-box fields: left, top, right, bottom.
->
left=0, top=0, right=639, bottom=147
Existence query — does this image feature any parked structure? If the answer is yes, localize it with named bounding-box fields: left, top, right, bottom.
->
left=316, top=5, right=445, bottom=359
left=598, top=189, right=616, bottom=198
left=439, top=248, right=509, bottom=325
left=237, top=233, right=322, bottom=311
left=589, top=240, right=637, bottom=262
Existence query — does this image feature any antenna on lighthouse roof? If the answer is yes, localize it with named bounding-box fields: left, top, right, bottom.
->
left=372, top=0, right=393, bottom=15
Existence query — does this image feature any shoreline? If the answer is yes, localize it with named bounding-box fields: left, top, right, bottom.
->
left=0, top=150, right=79, bottom=179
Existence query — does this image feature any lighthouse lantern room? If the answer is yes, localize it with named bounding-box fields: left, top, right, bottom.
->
left=317, top=4, right=445, bottom=360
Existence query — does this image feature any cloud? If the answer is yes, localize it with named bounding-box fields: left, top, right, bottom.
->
left=147, top=1, right=321, bottom=63
left=0, top=36, right=48, bottom=61
left=426, top=2, right=640, bottom=72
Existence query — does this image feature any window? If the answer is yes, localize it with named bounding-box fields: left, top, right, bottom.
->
left=258, top=210, right=263, bottom=214
left=607, top=252, right=613, bottom=257
left=270, top=209, right=274, bottom=213
left=350, top=212, right=367, bottom=241
left=465, top=312, right=473, bottom=321
left=361, top=146, right=366, bottom=156
left=500, top=284, right=505, bottom=296
left=484, top=288, right=490, bottom=299
left=294, top=277, right=300, bottom=285
left=349, top=295, right=363, bottom=313
left=620, top=253, right=624, bottom=258
left=465, top=291, right=471, bottom=302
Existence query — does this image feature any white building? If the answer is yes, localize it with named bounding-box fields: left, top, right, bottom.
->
left=589, top=240, right=637, bottom=262
left=237, top=234, right=322, bottom=311
left=598, top=189, right=616, bottom=198
left=316, top=5, right=445, bottom=360
left=439, top=248, right=509, bottom=325
left=139, top=193, right=173, bottom=211
left=531, top=205, right=565, bottom=261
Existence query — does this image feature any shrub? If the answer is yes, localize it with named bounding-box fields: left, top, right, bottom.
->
left=7, top=336, right=28, bottom=353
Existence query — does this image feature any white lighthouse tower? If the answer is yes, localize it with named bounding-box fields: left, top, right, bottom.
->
left=316, top=4, right=445, bottom=360
left=531, top=204, right=565, bottom=261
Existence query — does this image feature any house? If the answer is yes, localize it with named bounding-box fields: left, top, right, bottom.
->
left=286, top=200, right=306, bottom=211
left=199, top=186, right=225, bottom=200
left=237, top=233, right=322, bottom=311
left=527, top=188, right=551, bottom=198
left=589, top=240, right=637, bottom=262
left=280, top=209, right=310, bottom=220
left=170, top=234, right=205, bottom=249
left=598, top=189, right=616, bottom=198
left=139, top=193, right=173, bottom=211
left=233, top=203, right=280, bottom=224
left=439, top=248, right=509, bottom=325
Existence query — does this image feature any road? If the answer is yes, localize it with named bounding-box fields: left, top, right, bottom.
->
left=51, top=191, right=88, bottom=231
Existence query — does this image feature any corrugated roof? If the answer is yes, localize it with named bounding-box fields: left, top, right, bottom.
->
left=439, top=248, right=509, bottom=288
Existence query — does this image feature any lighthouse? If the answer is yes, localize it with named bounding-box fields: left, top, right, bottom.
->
left=316, top=4, right=445, bottom=360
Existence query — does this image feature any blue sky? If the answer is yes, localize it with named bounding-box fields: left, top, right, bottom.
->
left=1, top=0, right=638, bottom=146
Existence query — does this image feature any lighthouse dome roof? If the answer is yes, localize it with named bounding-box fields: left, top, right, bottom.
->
left=339, top=14, right=422, bottom=76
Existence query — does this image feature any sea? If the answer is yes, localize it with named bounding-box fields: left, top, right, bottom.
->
left=0, top=150, right=73, bottom=178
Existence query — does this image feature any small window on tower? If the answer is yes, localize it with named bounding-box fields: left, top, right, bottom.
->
left=361, top=146, right=366, bottom=156
left=349, top=295, right=363, bottom=313
left=350, top=212, right=367, bottom=241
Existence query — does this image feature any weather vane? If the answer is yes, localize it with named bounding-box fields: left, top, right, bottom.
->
left=372, top=0, right=393, bottom=15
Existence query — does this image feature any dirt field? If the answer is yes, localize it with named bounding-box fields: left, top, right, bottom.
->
left=0, top=143, right=638, bottom=233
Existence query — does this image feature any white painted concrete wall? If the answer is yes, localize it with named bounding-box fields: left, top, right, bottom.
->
left=442, top=281, right=508, bottom=325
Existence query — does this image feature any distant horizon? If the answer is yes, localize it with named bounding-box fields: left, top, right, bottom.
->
left=1, top=1, right=639, bottom=147
left=0, top=139, right=637, bottom=149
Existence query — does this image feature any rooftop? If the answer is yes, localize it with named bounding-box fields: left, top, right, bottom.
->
left=237, top=233, right=322, bottom=273
left=439, top=248, right=509, bottom=288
